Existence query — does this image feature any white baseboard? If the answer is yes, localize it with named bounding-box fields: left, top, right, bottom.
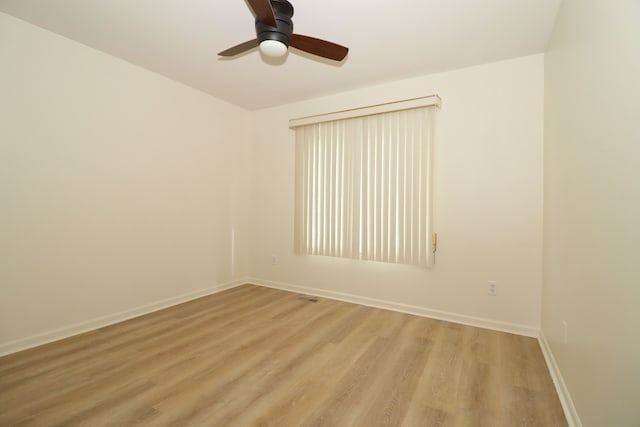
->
left=0, top=279, right=246, bottom=357
left=538, top=332, right=582, bottom=427
left=246, top=277, right=539, bottom=337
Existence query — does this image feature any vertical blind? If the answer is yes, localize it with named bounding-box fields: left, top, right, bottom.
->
left=294, top=106, right=435, bottom=267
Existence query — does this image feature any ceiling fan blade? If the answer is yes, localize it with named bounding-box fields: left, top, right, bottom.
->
left=289, top=34, right=349, bottom=61
left=218, top=39, right=259, bottom=57
left=246, top=0, right=277, bottom=27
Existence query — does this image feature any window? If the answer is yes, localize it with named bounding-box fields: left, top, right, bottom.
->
left=292, top=97, right=439, bottom=267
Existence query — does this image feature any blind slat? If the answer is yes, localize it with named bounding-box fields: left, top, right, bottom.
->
left=294, top=106, right=435, bottom=267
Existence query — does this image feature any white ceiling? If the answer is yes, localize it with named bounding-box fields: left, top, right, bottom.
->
left=0, top=0, right=561, bottom=110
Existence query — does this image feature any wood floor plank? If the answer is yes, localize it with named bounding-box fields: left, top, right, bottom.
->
left=0, top=285, right=269, bottom=385
left=0, top=285, right=568, bottom=427
left=354, top=321, right=435, bottom=426
left=234, top=307, right=398, bottom=427
left=151, top=302, right=354, bottom=426
left=406, top=321, right=465, bottom=416
left=0, top=288, right=302, bottom=422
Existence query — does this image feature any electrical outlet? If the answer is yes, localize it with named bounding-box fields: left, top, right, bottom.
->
left=563, top=320, right=568, bottom=344
left=271, top=255, right=278, bottom=265
left=488, top=281, right=497, bottom=296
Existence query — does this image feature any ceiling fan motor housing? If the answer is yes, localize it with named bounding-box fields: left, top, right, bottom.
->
left=255, top=0, right=294, bottom=46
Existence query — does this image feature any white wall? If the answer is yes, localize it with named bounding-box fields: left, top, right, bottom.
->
left=543, top=1, right=640, bottom=426
left=0, top=12, right=547, bottom=354
left=248, top=55, right=544, bottom=332
left=0, top=13, right=251, bottom=350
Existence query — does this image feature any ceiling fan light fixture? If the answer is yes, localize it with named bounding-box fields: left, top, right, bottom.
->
left=218, top=0, right=348, bottom=62
left=259, top=39, right=288, bottom=57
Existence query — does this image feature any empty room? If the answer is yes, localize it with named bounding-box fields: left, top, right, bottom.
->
left=0, top=1, right=638, bottom=426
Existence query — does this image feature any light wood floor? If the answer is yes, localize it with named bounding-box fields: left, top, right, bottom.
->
left=0, top=284, right=567, bottom=426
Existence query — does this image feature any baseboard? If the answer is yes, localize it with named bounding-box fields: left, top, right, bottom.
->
left=0, top=279, right=247, bottom=357
left=538, top=332, right=582, bottom=427
left=246, top=277, right=539, bottom=337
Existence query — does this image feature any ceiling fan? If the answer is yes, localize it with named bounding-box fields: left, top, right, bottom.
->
left=218, top=0, right=349, bottom=62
